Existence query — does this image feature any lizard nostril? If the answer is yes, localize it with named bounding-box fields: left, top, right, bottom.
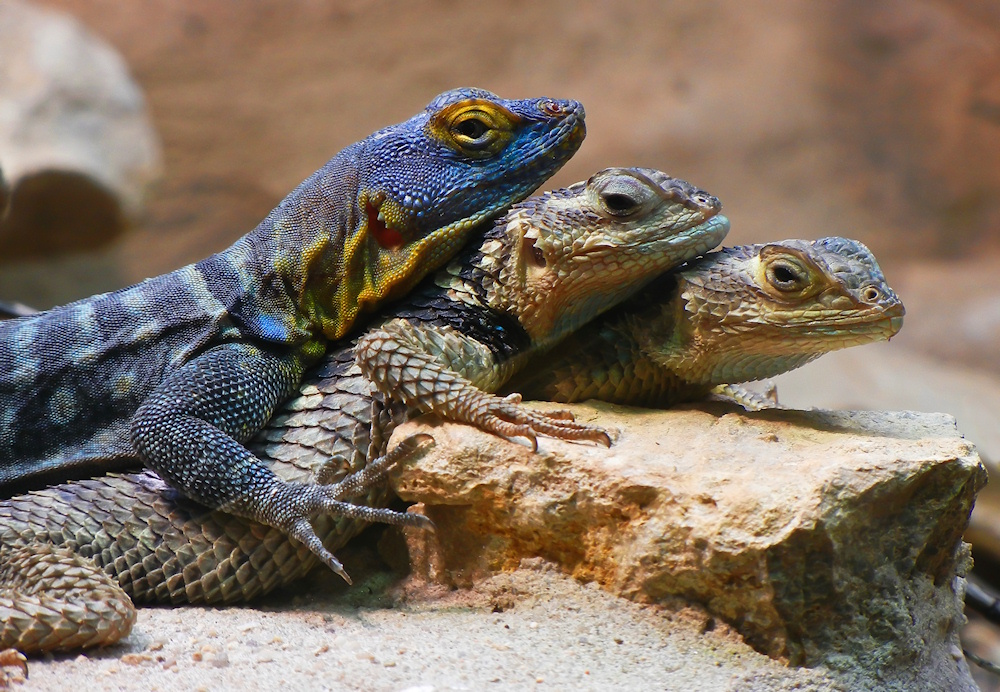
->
left=539, top=100, right=564, bottom=116
left=693, top=192, right=720, bottom=211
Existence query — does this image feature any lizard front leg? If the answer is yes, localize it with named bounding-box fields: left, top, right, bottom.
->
left=130, top=342, right=430, bottom=582
left=356, top=319, right=611, bottom=450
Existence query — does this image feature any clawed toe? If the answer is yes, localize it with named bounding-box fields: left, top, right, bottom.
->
left=0, top=649, right=28, bottom=678
left=477, top=398, right=612, bottom=449
left=329, top=433, right=435, bottom=499
left=275, top=433, right=439, bottom=582
left=288, top=516, right=352, bottom=583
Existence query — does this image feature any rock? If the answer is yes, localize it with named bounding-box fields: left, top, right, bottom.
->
left=0, top=167, right=9, bottom=219
left=767, top=343, right=1000, bottom=599
left=0, top=1, right=161, bottom=261
left=390, top=403, right=984, bottom=691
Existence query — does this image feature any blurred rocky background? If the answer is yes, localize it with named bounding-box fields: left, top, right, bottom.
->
left=1, top=0, right=998, bottom=685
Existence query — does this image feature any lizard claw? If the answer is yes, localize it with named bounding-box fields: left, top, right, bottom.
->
left=469, top=391, right=612, bottom=448
left=275, top=434, right=437, bottom=581
left=288, top=517, right=353, bottom=584
left=329, top=433, right=435, bottom=498
left=499, top=394, right=575, bottom=422
left=0, top=649, right=28, bottom=680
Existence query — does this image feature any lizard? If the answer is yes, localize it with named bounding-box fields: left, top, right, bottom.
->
left=0, top=167, right=729, bottom=654
left=504, top=236, right=905, bottom=408
left=0, top=88, right=586, bottom=577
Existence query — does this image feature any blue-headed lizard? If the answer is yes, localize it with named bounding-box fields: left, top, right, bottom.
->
left=0, top=88, right=585, bottom=578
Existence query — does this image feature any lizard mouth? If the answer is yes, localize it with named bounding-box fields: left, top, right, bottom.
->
left=565, top=215, right=730, bottom=260
left=623, top=214, right=730, bottom=257
left=368, top=199, right=405, bottom=251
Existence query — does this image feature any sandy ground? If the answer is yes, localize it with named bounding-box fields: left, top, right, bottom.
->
left=5, top=555, right=840, bottom=691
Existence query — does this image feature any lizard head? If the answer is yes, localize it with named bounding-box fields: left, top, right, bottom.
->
left=662, top=236, right=905, bottom=383
left=474, top=167, right=729, bottom=345
left=324, top=88, right=585, bottom=338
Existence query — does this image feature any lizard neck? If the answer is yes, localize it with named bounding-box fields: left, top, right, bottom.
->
left=190, top=147, right=364, bottom=361
left=232, top=141, right=477, bottom=347
left=246, top=144, right=364, bottom=344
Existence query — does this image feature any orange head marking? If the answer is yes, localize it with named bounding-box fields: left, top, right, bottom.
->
left=367, top=199, right=404, bottom=250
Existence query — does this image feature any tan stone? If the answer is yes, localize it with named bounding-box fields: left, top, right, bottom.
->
left=390, top=402, right=984, bottom=690
left=0, top=1, right=161, bottom=260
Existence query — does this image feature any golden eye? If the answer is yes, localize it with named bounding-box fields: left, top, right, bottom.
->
left=430, top=100, right=518, bottom=158
left=451, top=113, right=494, bottom=147
left=766, top=260, right=808, bottom=292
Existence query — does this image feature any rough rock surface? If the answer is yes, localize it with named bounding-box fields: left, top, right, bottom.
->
left=390, top=403, right=985, bottom=691
left=0, top=1, right=161, bottom=260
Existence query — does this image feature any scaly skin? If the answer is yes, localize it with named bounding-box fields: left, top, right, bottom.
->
left=0, top=89, right=585, bottom=575
left=0, top=168, right=728, bottom=654
left=506, top=237, right=904, bottom=407
left=355, top=168, right=728, bottom=448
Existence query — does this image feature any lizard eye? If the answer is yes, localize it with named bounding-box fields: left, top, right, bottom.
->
left=766, top=260, right=809, bottom=292
left=590, top=171, right=656, bottom=218
left=600, top=192, right=640, bottom=216
left=450, top=112, right=498, bottom=150
left=431, top=100, right=517, bottom=158
left=453, top=116, right=490, bottom=142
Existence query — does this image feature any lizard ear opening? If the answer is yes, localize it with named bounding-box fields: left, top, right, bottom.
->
left=521, top=234, right=547, bottom=270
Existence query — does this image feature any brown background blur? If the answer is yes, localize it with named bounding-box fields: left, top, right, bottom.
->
left=3, top=0, right=999, bottom=397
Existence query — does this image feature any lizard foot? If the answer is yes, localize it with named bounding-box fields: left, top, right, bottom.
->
left=274, top=434, right=437, bottom=583
left=466, top=392, right=612, bottom=451
left=711, top=384, right=781, bottom=411
left=0, top=649, right=27, bottom=683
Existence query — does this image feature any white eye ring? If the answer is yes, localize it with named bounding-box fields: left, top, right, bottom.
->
left=766, top=261, right=806, bottom=290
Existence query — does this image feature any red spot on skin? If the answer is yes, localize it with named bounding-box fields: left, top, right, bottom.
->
left=368, top=201, right=404, bottom=250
